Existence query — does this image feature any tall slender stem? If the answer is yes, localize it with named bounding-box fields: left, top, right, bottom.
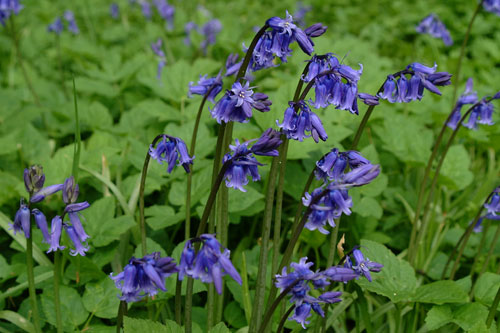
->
left=249, top=156, right=280, bottom=332
left=116, top=300, right=127, bottom=333
left=486, top=286, right=500, bottom=328
left=411, top=100, right=485, bottom=267
left=26, top=225, right=42, bottom=333
left=9, top=17, right=41, bottom=107
left=258, top=280, right=299, bottom=333
left=471, top=219, right=491, bottom=274
left=53, top=252, right=63, bottom=333
left=479, top=223, right=500, bottom=275
left=277, top=305, right=295, bottom=333
left=451, top=0, right=484, bottom=104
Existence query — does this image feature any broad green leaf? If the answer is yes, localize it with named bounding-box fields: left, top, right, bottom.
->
left=355, top=239, right=417, bottom=303
left=228, top=186, right=265, bottom=213
left=439, top=145, right=474, bottom=190
left=41, top=286, right=89, bottom=331
left=123, top=317, right=182, bottom=333
left=82, top=278, right=120, bottom=319
left=209, top=322, right=231, bottom=333
left=145, top=205, right=184, bottom=230
left=411, top=280, right=468, bottom=304
left=453, top=303, right=489, bottom=331
left=474, top=272, right=500, bottom=310
left=425, top=305, right=453, bottom=330
left=352, top=196, right=383, bottom=219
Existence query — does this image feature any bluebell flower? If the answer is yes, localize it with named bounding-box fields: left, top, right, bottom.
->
left=222, top=139, right=262, bottom=192
left=110, top=3, right=119, bottom=19
left=472, top=217, right=484, bottom=233
left=111, top=252, right=179, bottom=302
left=149, top=135, right=194, bottom=173
left=277, top=101, right=327, bottom=142
left=344, top=248, right=383, bottom=282
left=64, top=225, right=89, bottom=256
left=24, top=165, right=45, bottom=194
left=200, top=19, right=221, bottom=54
left=47, top=216, right=65, bottom=253
left=178, top=234, right=241, bottom=294
left=378, top=63, right=451, bottom=103
left=11, top=200, right=31, bottom=238
left=65, top=202, right=90, bottom=243
left=184, top=21, right=197, bottom=45
left=293, top=2, right=311, bottom=27
left=447, top=79, right=478, bottom=129
left=302, top=187, right=351, bottom=233
left=267, top=11, right=314, bottom=55
left=250, top=128, right=282, bottom=156
left=276, top=257, right=355, bottom=329
left=0, top=0, right=22, bottom=25
left=210, top=81, right=271, bottom=123
left=140, top=0, right=152, bottom=19
left=153, top=0, right=174, bottom=30
left=31, top=209, right=51, bottom=244
left=30, top=184, right=63, bottom=203
left=47, top=17, right=63, bottom=34
left=224, top=53, right=242, bottom=77
left=315, top=149, right=371, bottom=182
left=63, top=10, right=79, bottom=34
left=416, top=14, right=453, bottom=46
left=304, top=23, right=327, bottom=38
left=248, top=31, right=277, bottom=71
left=188, top=74, right=222, bottom=103
left=485, top=192, right=500, bottom=217
left=151, top=38, right=166, bottom=80
left=62, top=176, right=79, bottom=204
left=483, top=0, right=500, bottom=16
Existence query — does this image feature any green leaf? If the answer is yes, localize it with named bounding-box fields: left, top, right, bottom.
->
left=145, top=205, right=184, bottom=230
left=453, top=303, right=489, bottom=331
left=228, top=186, right=265, bottom=213
left=355, top=239, right=417, bottom=303
left=208, top=322, right=231, bottom=333
left=352, top=196, right=383, bottom=219
left=425, top=305, right=453, bottom=330
left=474, top=272, right=500, bottom=310
left=439, top=145, right=474, bottom=190
left=0, top=310, right=35, bottom=333
left=123, top=317, right=183, bottom=333
left=411, top=280, right=468, bottom=304
left=82, top=278, right=120, bottom=319
left=41, top=285, right=89, bottom=331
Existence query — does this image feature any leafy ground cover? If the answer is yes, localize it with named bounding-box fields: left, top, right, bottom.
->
left=0, top=0, right=500, bottom=332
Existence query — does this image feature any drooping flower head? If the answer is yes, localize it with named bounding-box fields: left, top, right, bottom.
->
left=344, top=248, right=383, bottom=282
left=303, top=151, right=380, bottom=233
left=178, top=234, right=241, bottom=294
left=484, top=187, right=500, bottom=219
left=63, top=10, right=79, bottom=34
left=462, top=96, right=499, bottom=130
left=188, top=74, right=222, bottom=103
left=110, top=3, right=119, bottom=19
left=149, top=135, right=194, bottom=173
left=153, top=0, right=174, bottom=30
left=276, top=257, right=357, bottom=329
left=10, top=199, right=31, bottom=238
left=110, top=252, right=179, bottom=302
left=151, top=38, right=166, bottom=80
left=416, top=14, right=453, bottom=46
left=140, top=0, right=152, bottom=19
left=184, top=21, right=197, bottom=45
left=483, top=0, right=500, bottom=16
left=200, top=19, right=222, bottom=54
left=210, top=81, right=271, bottom=123
left=47, top=17, right=64, bottom=34
left=447, top=78, right=478, bottom=130
left=24, top=165, right=45, bottom=194
left=277, top=100, right=327, bottom=142
left=0, top=0, right=23, bottom=26
left=378, top=63, right=451, bottom=103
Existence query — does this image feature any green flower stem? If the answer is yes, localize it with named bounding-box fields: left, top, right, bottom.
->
left=471, top=219, right=492, bottom=274
left=53, top=251, right=63, bottom=333
left=277, top=305, right=295, bottom=333
left=9, top=17, right=41, bottom=107
left=443, top=191, right=493, bottom=279
left=139, top=134, right=164, bottom=257
left=249, top=156, right=280, bottom=332
left=451, top=0, right=484, bottom=104
left=257, top=280, right=299, bottom=333
left=479, top=223, right=500, bottom=275
left=412, top=99, right=486, bottom=267
left=26, top=226, right=42, bottom=333
left=116, top=300, right=127, bottom=333
left=486, top=286, right=500, bottom=328
left=271, top=138, right=289, bottom=278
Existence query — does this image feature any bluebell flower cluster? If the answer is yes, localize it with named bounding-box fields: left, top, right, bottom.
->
left=178, top=234, right=241, bottom=294
left=416, top=14, right=453, bottom=46
left=483, top=0, right=500, bottom=16
left=48, top=10, right=79, bottom=35
left=153, top=0, right=174, bottom=30
left=151, top=38, right=166, bottom=80
left=344, top=248, right=383, bottom=282
left=110, top=3, right=119, bottom=19
left=378, top=63, right=451, bottom=103
left=222, top=129, right=282, bottom=192
left=11, top=167, right=91, bottom=256
left=303, top=150, right=379, bottom=233
left=110, top=252, right=178, bottom=302
left=448, top=78, right=499, bottom=130
left=140, top=0, right=152, bottom=19
left=200, top=19, right=222, bottom=54
left=276, top=257, right=369, bottom=328
left=472, top=187, right=500, bottom=233
left=210, top=81, right=271, bottom=123
left=0, top=0, right=22, bottom=26
left=303, top=54, right=375, bottom=115
left=149, top=135, right=194, bottom=173
left=248, top=11, right=326, bottom=71
left=277, top=101, right=328, bottom=143
left=184, top=21, right=197, bottom=46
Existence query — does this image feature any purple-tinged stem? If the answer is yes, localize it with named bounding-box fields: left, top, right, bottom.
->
left=258, top=280, right=300, bottom=333
left=277, top=305, right=295, bottom=333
